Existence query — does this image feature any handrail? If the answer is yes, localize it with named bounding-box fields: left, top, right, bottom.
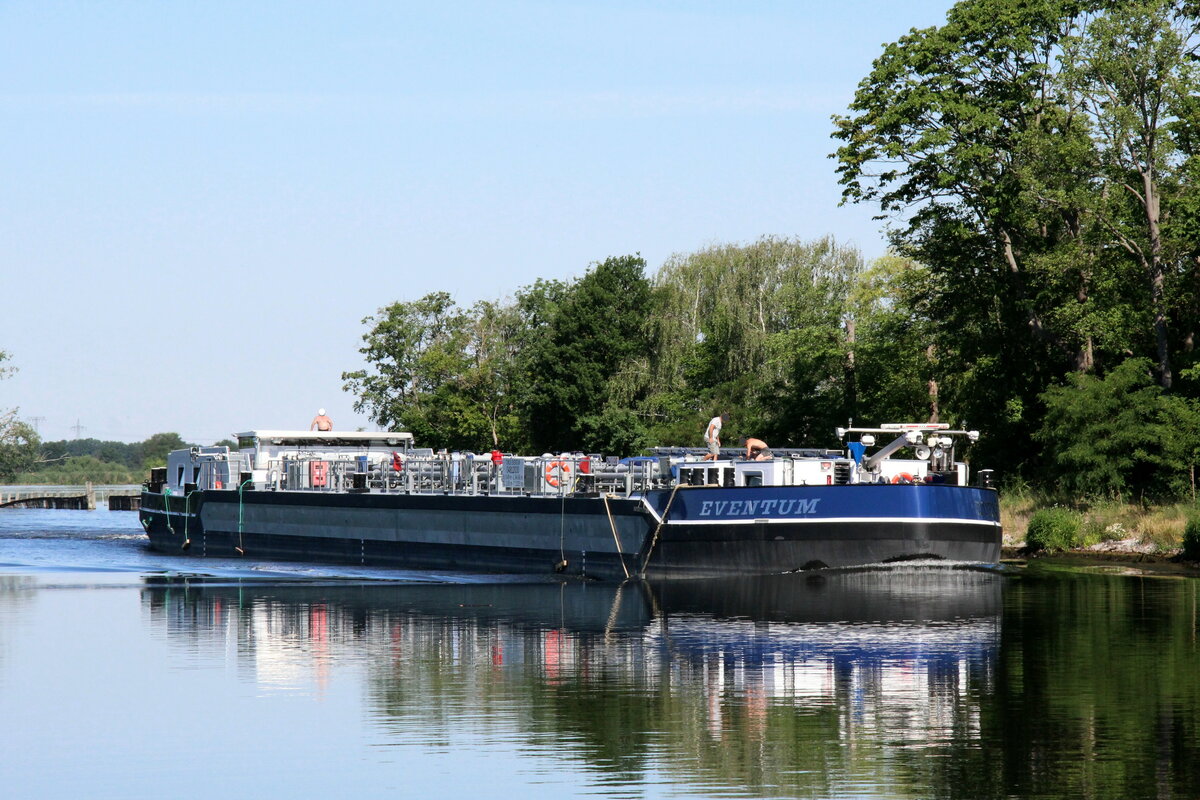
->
left=246, top=452, right=668, bottom=499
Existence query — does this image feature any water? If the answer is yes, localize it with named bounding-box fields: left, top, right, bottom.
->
left=1, top=509, right=1199, bottom=798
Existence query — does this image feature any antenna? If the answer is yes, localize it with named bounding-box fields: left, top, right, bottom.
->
left=28, top=416, right=45, bottom=434
left=70, top=419, right=86, bottom=439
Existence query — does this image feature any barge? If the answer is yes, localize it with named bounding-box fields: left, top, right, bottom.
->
left=139, top=424, right=1001, bottom=580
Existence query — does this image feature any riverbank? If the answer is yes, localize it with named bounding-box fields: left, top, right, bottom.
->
left=1001, top=489, right=1195, bottom=552
left=1002, top=547, right=1200, bottom=579
left=997, top=488, right=1200, bottom=575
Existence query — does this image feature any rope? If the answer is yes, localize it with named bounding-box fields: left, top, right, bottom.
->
left=162, top=488, right=175, bottom=536
left=236, top=476, right=253, bottom=554
left=639, top=482, right=683, bottom=578
left=181, top=489, right=197, bottom=550
left=559, top=490, right=566, bottom=564
left=602, top=493, right=631, bottom=580
left=603, top=583, right=626, bottom=644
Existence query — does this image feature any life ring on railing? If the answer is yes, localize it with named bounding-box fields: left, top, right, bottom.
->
left=545, top=460, right=571, bottom=487
left=891, top=472, right=916, bottom=484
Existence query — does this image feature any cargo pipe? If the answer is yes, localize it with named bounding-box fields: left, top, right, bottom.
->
left=861, top=431, right=921, bottom=472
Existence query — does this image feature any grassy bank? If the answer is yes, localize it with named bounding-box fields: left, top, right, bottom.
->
left=1000, top=487, right=1198, bottom=554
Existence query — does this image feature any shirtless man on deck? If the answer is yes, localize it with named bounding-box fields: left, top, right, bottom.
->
left=740, top=436, right=772, bottom=461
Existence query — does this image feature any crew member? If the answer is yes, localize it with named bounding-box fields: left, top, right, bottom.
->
left=310, top=409, right=333, bottom=431
left=703, top=412, right=729, bottom=461
left=740, top=436, right=772, bottom=461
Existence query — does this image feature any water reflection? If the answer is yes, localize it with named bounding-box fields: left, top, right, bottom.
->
left=0, top=575, right=37, bottom=672
left=141, top=568, right=1001, bottom=798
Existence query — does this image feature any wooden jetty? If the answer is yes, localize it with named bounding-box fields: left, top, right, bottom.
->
left=0, top=483, right=141, bottom=511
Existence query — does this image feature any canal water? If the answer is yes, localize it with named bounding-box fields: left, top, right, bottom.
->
left=1, top=508, right=1199, bottom=799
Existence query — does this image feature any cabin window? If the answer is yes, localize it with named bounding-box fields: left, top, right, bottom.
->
left=176, top=466, right=185, bottom=487
left=744, top=471, right=763, bottom=487
left=237, top=436, right=256, bottom=450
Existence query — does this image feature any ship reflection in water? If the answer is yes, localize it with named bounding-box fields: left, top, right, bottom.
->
left=141, top=567, right=1001, bottom=798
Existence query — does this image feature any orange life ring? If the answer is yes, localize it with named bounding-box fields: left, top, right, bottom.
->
left=545, top=460, right=571, bottom=487
left=891, top=472, right=916, bottom=484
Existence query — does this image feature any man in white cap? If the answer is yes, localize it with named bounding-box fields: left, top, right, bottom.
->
left=310, top=409, right=333, bottom=431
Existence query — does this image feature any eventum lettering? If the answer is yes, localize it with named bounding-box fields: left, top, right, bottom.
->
left=698, top=498, right=821, bottom=518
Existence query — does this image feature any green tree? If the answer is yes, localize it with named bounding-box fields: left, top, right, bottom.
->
left=344, top=292, right=471, bottom=449
left=645, top=237, right=864, bottom=448
left=848, top=255, right=942, bottom=425
left=833, top=0, right=1092, bottom=472
left=343, top=293, right=528, bottom=451
left=461, top=299, right=527, bottom=449
left=1060, top=1, right=1200, bottom=388
left=0, top=351, right=41, bottom=481
left=832, top=0, right=1200, bottom=476
left=41, top=438, right=144, bottom=469
left=522, top=255, right=654, bottom=453
left=0, top=412, right=40, bottom=482
left=1037, top=357, right=1200, bottom=499
left=140, top=432, right=189, bottom=469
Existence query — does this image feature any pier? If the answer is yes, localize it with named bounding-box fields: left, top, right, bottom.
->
left=0, top=484, right=141, bottom=510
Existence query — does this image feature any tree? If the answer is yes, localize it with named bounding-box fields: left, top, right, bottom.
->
left=343, top=260, right=655, bottom=455
left=0, top=411, right=40, bottom=481
left=645, top=236, right=863, bottom=448
left=141, top=432, right=189, bottom=469
left=41, top=437, right=144, bottom=469
left=1059, top=1, right=1200, bottom=388
left=847, top=255, right=942, bottom=425
left=522, top=255, right=654, bottom=453
left=345, top=292, right=471, bottom=449
left=832, top=0, right=1200, bottom=476
left=343, top=292, right=529, bottom=451
left=1037, top=357, right=1200, bottom=499
left=0, top=350, right=40, bottom=481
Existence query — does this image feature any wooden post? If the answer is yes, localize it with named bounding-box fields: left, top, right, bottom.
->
left=86, top=482, right=95, bottom=511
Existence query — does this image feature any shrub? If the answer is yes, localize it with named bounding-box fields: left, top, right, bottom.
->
left=1183, top=516, right=1200, bottom=561
left=1036, top=358, right=1200, bottom=502
left=1078, top=517, right=1104, bottom=548
left=1025, top=507, right=1082, bottom=553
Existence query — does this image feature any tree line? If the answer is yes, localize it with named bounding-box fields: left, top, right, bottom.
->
left=345, top=0, right=1200, bottom=502
left=38, top=433, right=192, bottom=471
left=341, top=240, right=866, bottom=457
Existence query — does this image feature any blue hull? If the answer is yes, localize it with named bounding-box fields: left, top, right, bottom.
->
left=639, top=484, right=1000, bottom=576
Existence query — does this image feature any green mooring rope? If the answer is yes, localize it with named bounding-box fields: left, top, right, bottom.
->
left=236, top=476, right=253, bottom=553
left=162, top=488, right=175, bottom=536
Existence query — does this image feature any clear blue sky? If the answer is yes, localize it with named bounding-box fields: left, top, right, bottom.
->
left=1, top=1, right=954, bottom=445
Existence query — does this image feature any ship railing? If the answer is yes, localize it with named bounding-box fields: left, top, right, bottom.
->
left=257, top=452, right=669, bottom=497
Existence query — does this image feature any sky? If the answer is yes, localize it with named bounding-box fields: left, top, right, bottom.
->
left=0, top=0, right=956, bottom=445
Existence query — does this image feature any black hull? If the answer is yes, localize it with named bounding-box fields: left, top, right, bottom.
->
left=648, top=520, right=999, bottom=577
left=140, top=487, right=1001, bottom=581
left=141, top=489, right=650, bottom=580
